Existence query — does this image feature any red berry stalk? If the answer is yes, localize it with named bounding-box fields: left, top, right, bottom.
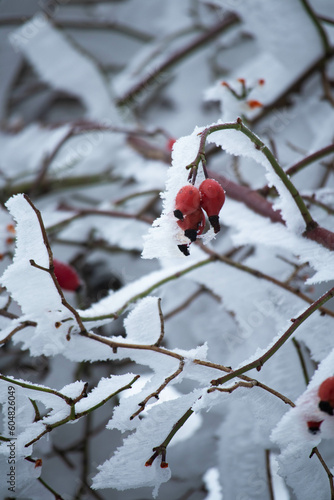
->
left=53, top=259, right=81, bottom=292
left=199, top=179, right=225, bottom=233
left=318, top=376, right=334, bottom=415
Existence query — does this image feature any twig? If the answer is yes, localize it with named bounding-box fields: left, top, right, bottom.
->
left=292, top=338, right=310, bottom=385
left=38, top=476, right=65, bottom=500
left=0, top=374, right=73, bottom=405
left=0, top=16, right=153, bottom=42
left=265, top=449, right=275, bottom=500
left=24, top=375, right=139, bottom=447
left=210, top=286, right=334, bottom=386
left=0, top=320, right=36, bottom=345
left=24, top=194, right=88, bottom=337
left=116, top=13, right=240, bottom=106
left=299, top=0, right=331, bottom=56
left=198, top=244, right=334, bottom=318
left=130, top=361, right=184, bottom=420
left=310, top=447, right=334, bottom=499
left=155, top=298, right=165, bottom=347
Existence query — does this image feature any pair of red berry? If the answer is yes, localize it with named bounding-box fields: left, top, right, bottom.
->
left=174, top=179, right=225, bottom=255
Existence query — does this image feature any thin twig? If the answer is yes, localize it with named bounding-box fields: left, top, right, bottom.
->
left=210, top=286, right=334, bottom=386
left=155, top=298, right=165, bottom=347
left=24, top=194, right=88, bottom=336
left=130, top=361, right=184, bottom=420
left=116, top=13, right=240, bottom=106
left=265, top=449, right=275, bottom=500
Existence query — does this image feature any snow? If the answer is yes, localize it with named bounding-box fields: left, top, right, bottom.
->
left=9, top=16, right=120, bottom=121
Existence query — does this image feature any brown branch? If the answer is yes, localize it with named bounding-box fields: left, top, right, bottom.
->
left=198, top=243, right=334, bottom=318
left=310, top=448, right=334, bottom=499
left=116, top=13, right=240, bottom=106
left=155, top=298, right=165, bottom=347
left=24, top=195, right=88, bottom=336
left=0, top=320, right=36, bottom=345
left=265, top=449, right=275, bottom=500
left=210, top=286, right=334, bottom=387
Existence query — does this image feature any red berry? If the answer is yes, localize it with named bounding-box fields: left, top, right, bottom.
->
left=53, top=259, right=81, bottom=292
left=307, top=420, right=323, bottom=434
left=174, top=185, right=201, bottom=220
left=199, top=179, right=225, bottom=233
left=177, top=207, right=205, bottom=241
left=318, top=376, right=334, bottom=415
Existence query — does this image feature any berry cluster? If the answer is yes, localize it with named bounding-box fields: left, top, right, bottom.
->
left=174, top=179, right=225, bottom=255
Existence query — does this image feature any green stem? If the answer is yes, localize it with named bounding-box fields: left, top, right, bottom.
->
left=211, top=286, right=334, bottom=386
left=76, top=375, right=140, bottom=417
left=0, top=374, right=73, bottom=405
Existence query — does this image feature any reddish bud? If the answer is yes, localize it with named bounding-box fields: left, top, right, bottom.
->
left=34, top=458, right=43, bottom=468
left=221, top=81, right=229, bottom=87
left=318, top=376, right=334, bottom=415
left=6, top=237, right=15, bottom=245
left=145, top=461, right=152, bottom=467
left=160, top=461, right=169, bottom=468
left=167, top=138, right=176, bottom=151
left=247, top=100, right=263, bottom=109
left=307, top=420, right=323, bottom=435
left=53, top=259, right=81, bottom=292
left=6, top=224, right=16, bottom=234
left=174, top=185, right=201, bottom=220
left=199, top=179, right=225, bottom=233
left=258, top=79, right=265, bottom=86
left=237, top=78, right=246, bottom=84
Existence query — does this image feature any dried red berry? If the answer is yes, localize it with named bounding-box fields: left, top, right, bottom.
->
left=174, top=185, right=201, bottom=220
left=53, top=259, right=81, bottom=292
left=199, top=179, right=225, bottom=233
left=307, top=420, right=323, bottom=434
left=318, top=376, right=334, bottom=415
